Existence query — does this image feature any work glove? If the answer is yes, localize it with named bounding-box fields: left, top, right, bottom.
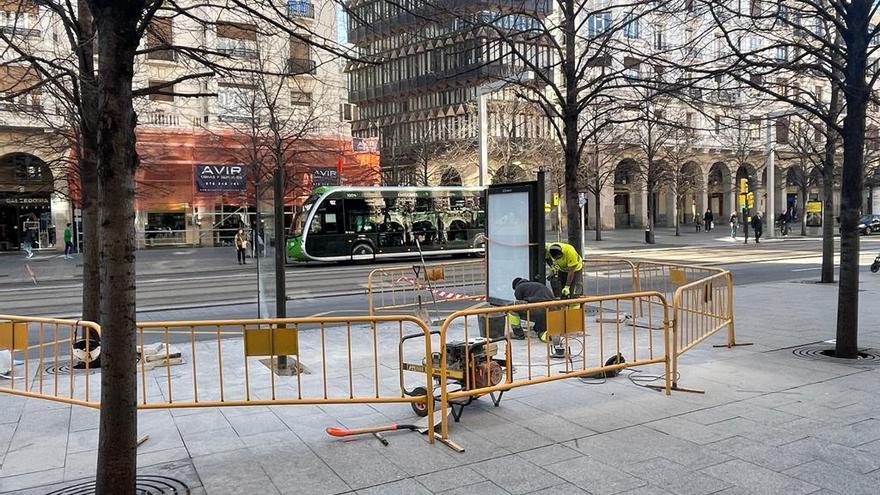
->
left=561, top=286, right=571, bottom=296
left=507, top=312, right=521, bottom=327
left=539, top=331, right=550, bottom=343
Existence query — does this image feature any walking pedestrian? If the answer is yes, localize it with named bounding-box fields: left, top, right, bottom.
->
left=703, top=209, right=714, bottom=232
left=751, top=213, right=763, bottom=243
left=235, top=227, right=248, bottom=265
left=729, top=212, right=738, bottom=239
left=63, top=223, right=74, bottom=259
left=21, top=227, right=34, bottom=259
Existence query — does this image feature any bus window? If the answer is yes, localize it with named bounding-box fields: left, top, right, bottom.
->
left=309, top=199, right=342, bottom=235
left=344, top=198, right=380, bottom=233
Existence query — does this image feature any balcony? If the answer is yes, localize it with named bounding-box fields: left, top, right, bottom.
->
left=288, top=1, right=315, bottom=18
left=0, top=102, right=43, bottom=113
left=0, top=25, right=40, bottom=38
left=140, top=111, right=181, bottom=127
left=287, top=58, right=317, bottom=75
left=217, top=46, right=259, bottom=60
left=147, top=49, right=177, bottom=62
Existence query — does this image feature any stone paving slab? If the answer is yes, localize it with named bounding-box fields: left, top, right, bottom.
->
left=2, top=271, right=880, bottom=494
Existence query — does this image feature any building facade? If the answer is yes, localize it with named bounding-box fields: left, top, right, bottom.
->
left=346, top=0, right=556, bottom=186
left=0, top=0, right=378, bottom=252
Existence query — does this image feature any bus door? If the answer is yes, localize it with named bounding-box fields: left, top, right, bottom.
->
left=343, top=198, right=380, bottom=252
left=304, top=197, right=348, bottom=258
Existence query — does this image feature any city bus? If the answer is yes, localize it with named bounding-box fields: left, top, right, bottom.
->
left=286, top=186, right=486, bottom=262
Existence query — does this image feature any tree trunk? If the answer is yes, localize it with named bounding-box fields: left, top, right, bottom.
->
left=799, top=187, right=806, bottom=237
left=674, top=196, right=680, bottom=236
left=562, top=0, right=580, bottom=253
left=821, top=128, right=838, bottom=284
left=90, top=1, right=142, bottom=492
left=77, top=0, right=101, bottom=326
left=835, top=5, right=869, bottom=359
left=594, top=184, right=602, bottom=241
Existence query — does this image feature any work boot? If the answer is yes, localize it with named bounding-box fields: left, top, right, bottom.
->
left=550, top=345, right=569, bottom=359
left=511, top=327, right=525, bottom=340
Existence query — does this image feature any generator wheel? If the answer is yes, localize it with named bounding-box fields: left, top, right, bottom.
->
left=410, top=386, right=430, bottom=417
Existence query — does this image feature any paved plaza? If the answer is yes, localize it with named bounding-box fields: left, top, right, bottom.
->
left=2, top=262, right=880, bottom=494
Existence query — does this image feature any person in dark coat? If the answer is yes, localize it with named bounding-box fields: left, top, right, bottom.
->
left=510, top=277, right=554, bottom=340
left=751, top=213, right=764, bottom=243
left=703, top=209, right=714, bottom=232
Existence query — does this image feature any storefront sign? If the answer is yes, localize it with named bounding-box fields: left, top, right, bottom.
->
left=312, top=167, right=339, bottom=187
left=195, top=165, right=247, bottom=192
left=2, top=197, right=50, bottom=205
left=352, top=137, right=378, bottom=152
left=805, top=200, right=823, bottom=227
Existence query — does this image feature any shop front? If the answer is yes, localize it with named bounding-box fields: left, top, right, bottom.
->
left=0, top=152, right=69, bottom=252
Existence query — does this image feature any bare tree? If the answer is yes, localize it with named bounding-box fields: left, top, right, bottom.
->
left=700, top=0, right=873, bottom=358
left=663, top=114, right=699, bottom=236
left=578, top=101, right=627, bottom=240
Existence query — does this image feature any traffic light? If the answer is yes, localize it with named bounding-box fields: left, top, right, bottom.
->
left=746, top=192, right=755, bottom=209
left=739, top=178, right=749, bottom=193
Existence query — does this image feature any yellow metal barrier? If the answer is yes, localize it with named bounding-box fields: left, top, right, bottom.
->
left=670, top=270, right=739, bottom=392
left=367, top=259, right=486, bottom=315
left=0, top=314, right=102, bottom=409
left=582, top=258, right=638, bottom=296
left=435, top=292, right=671, bottom=443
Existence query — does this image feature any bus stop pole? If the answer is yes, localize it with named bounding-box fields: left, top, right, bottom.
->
left=274, top=170, right=288, bottom=369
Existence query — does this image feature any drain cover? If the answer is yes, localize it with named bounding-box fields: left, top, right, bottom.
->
left=44, top=361, right=99, bottom=376
left=43, top=475, right=191, bottom=494
left=792, top=345, right=880, bottom=364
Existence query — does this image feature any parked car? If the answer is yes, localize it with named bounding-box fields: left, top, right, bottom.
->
left=858, top=215, right=880, bottom=235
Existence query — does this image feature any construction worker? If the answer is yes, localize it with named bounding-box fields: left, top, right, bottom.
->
left=545, top=242, right=583, bottom=298
left=509, top=277, right=567, bottom=358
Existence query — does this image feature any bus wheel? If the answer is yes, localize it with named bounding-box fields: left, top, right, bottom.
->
left=351, top=243, right=375, bottom=263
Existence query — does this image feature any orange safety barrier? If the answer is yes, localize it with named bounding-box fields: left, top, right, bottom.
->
left=367, top=259, right=486, bottom=316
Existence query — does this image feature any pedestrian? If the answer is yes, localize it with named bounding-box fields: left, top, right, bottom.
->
left=703, top=209, right=714, bottom=232
left=777, top=211, right=789, bottom=236
left=695, top=215, right=701, bottom=232
left=21, top=227, right=34, bottom=259
left=751, top=213, right=763, bottom=243
left=729, top=212, right=738, bottom=239
left=235, top=227, right=248, bottom=264
left=63, top=223, right=74, bottom=259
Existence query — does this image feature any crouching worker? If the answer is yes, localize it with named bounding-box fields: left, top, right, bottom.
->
left=545, top=242, right=583, bottom=298
left=509, top=277, right=567, bottom=358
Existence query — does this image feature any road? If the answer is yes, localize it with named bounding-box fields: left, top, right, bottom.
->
left=2, top=237, right=879, bottom=319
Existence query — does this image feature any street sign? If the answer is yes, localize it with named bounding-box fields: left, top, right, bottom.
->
left=552, top=193, right=560, bottom=206
left=739, top=178, right=749, bottom=193
left=578, top=192, right=586, bottom=208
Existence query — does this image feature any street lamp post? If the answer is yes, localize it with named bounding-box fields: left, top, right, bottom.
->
left=476, top=71, right=535, bottom=186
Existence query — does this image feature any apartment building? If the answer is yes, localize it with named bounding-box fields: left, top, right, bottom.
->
left=0, top=0, right=378, bottom=251
left=346, top=0, right=556, bottom=186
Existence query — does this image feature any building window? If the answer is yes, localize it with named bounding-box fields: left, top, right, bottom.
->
left=623, top=56, right=641, bottom=79
left=623, top=14, right=639, bottom=39
left=146, top=17, right=174, bottom=61
left=217, top=84, right=256, bottom=118
left=290, top=91, right=312, bottom=107
left=748, top=116, right=761, bottom=140
left=587, top=12, right=612, bottom=37
left=217, top=22, right=258, bottom=59
left=775, top=46, right=788, bottom=61
left=714, top=115, right=721, bottom=134
left=147, top=80, right=174, bottom=102
left=654, top=25, right=665, bottom=50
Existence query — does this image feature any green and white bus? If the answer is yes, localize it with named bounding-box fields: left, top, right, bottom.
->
left=286, top=186, right=486, bottom=262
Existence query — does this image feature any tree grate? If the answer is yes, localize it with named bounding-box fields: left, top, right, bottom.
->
left=792, top=345, right=880, bottom=364
left=44, top=362, right=99, bottom=376
left=43, top=475, right=191, bottom=494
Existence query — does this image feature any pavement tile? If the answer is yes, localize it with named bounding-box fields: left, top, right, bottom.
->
left=620, top=457, right=731, bottom=495
left=192, top=448, right=281, bottom=495
left=783, top=436, right=880, bottom=474
left=310, top=440, right=409, bottom=490
left=439, top=479, right=510, bottom=495
left=524, top=482, right=590, bottom=494
left=137, top=446, right=191, bottom=468
left=616, top=487, right=676, bottom=495
left=66, top=428, right=99, bottom=455
left=544, top=456, right=647, bottom=495
left=181, top=426, right=247, bottom=457
left=704, top=436, right=814, bottom=472
left=808, top=418, right=880, bottom=448
left=706, top=417, right=808, bottom=447
left=415, top=466, right=487, bottom=493
left=568, top=426, right=731, bottom=471
left=0, top=467, right=65, bottom=493
left=517, top=444, right=583, bottom=467
left=645, top=417, right=737, bottom=445
left=784, top=460, right=878, bottom=495
left=224, top=410, right=289, bottom=437
left=249, top=445, right=350, bottom=495
left=357, top=478, right=431, bottom=495
left=699, top=459, right=818, bottom=495
left=470, top=454, right=565, bottom=495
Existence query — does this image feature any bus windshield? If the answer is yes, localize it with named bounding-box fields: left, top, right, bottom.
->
left=290, top=194, right=319, bottom=236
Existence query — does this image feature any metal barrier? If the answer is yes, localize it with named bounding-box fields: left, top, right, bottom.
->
left=582, top=258, right=638, bottom=296
left=0, top=314, right=102, bottom=408
left=367, top=259, right=486, bottom=315
left=435, top=292, right=671, bottom=443
left=669, top=270, right=739, bottom=392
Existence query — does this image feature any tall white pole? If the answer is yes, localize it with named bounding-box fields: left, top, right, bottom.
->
left=478, top=90, right=489, bottom=187
left=766, top=117, right=775, bottom=238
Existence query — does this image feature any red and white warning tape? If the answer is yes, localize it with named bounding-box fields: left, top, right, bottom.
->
left=397, top=277, right=486, bottom=302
